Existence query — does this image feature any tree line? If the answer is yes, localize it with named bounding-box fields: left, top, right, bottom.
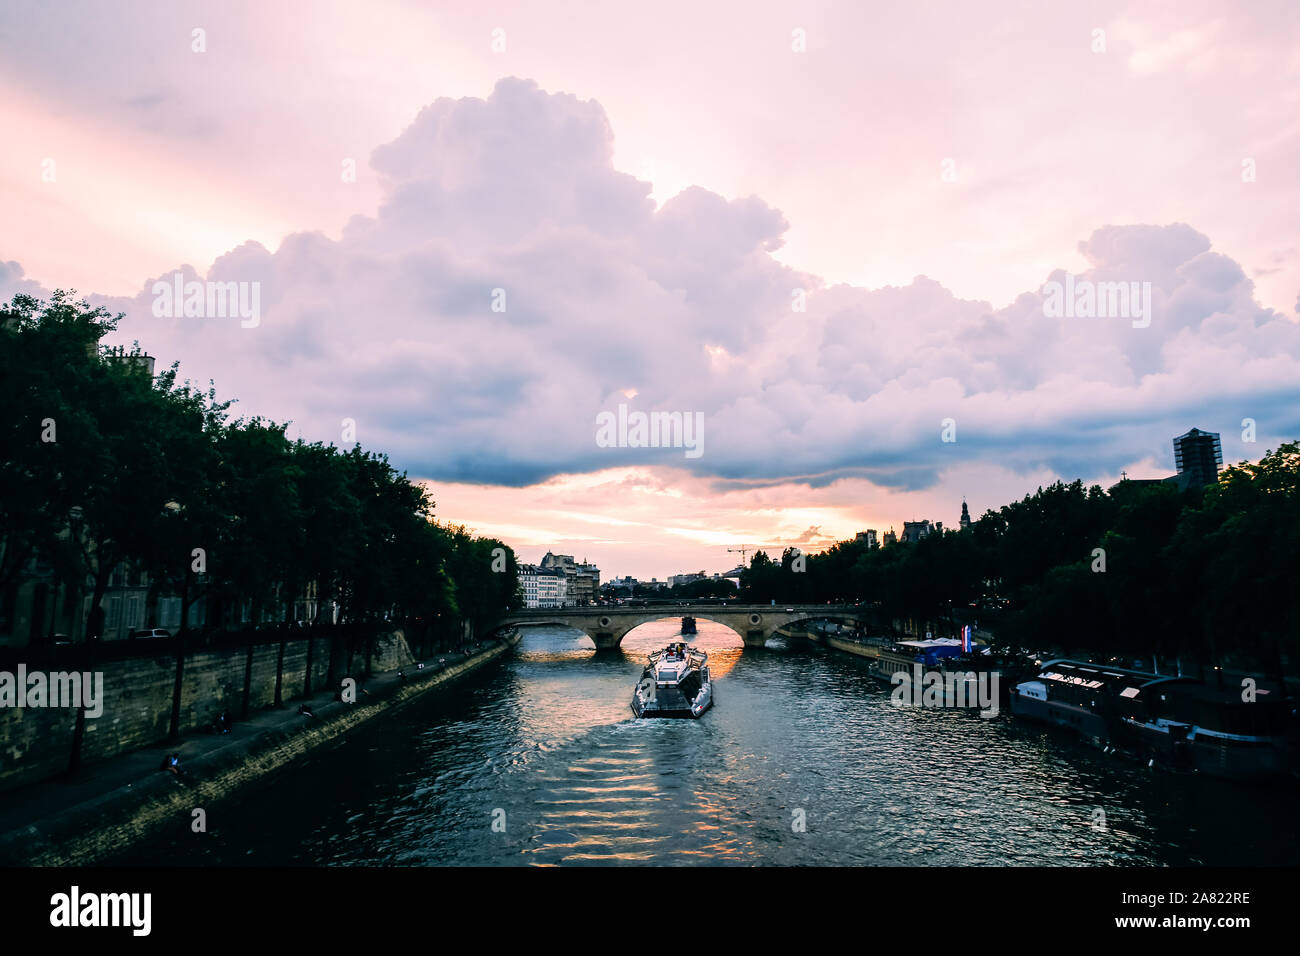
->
left=739, top=443, right=1299, bottom=678
left=602, top=576, right=739, bottom=601
left=1, top=292, right=521, bottom=653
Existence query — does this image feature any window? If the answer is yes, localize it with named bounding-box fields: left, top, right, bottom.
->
left=105, top=596, right=121, bottom=631
left=158, top=598, right=180, bottom=629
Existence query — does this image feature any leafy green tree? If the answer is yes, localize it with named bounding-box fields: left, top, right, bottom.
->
left=0, top=292, right=119, bottom=616
left=206, top=419, right=304, bottom=628
left=1168, top=443, right=1300, bottom=682
left=739, top=550, right=781, bottom=603
left=289, top=440, right=360, bottom=628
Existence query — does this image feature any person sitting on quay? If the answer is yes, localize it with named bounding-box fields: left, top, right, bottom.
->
left=159, top=752, right=188, bottom=782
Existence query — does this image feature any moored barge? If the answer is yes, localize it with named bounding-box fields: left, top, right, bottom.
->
left=1011, top=659, right=1293, bottom=780
left=868, top=636, right=998, bottom=711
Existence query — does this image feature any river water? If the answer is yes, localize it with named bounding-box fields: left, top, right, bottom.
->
left=122, top=620, right=1298, bottom=866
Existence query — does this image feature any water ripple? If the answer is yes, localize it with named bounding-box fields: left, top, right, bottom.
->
left=115, top=620, right=1299, bottom=866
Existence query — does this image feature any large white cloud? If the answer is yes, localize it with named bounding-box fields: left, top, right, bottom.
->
left=5, top=78, right=1298, bottom=492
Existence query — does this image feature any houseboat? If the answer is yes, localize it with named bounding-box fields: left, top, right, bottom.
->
left=869, top=636, right=996, bottom=711
left=1011, top=659, right=1293, bottom=780
left=1113, top=676, right=1292, bottom=780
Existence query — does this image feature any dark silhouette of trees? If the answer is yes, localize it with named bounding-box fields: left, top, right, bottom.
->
left=0, top=292, right=517, bottom=652
left=731, top=458, right=1298, bottom=676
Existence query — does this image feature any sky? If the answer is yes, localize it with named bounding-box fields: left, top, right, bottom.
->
left=3, top=1, right=1299, bottom=580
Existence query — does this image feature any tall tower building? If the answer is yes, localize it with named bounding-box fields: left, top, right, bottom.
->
left=959, top=500, right=971, bottom=530
left=1172, top=428, right=1223, bottom=488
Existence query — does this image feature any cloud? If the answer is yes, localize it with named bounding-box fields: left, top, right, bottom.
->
left=0, top=260, right=44, bottom=300
left=8, top=78, right=1300, bottom=494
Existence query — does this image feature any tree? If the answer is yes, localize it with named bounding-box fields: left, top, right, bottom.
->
left=740, top=550, right=779, bottom=603
left=0, top=292, right=119, bottom=614
left=1168, top=443, right=1300, bottom=682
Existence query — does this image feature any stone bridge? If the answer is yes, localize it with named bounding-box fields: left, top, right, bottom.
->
left=494, top=604, right=863, bottom=649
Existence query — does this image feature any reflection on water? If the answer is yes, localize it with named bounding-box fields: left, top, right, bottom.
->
left=118, top=618, right=1299, bottom=866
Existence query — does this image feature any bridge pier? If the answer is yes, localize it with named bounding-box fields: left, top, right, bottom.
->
left=743, top=629, right=770, bottom=649
left=592, top=631, right=623, bottom=650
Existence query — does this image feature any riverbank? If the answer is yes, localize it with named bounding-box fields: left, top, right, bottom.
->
left=781, top=625, right=882, bottom=660
left=0, top=630, right=520, bottom=866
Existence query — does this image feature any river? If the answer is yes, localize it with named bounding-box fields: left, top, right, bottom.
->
left=117, top=619, right=1298, bottom=866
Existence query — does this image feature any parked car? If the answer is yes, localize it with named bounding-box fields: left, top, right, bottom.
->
left=130, top=627, right=172, bottom=639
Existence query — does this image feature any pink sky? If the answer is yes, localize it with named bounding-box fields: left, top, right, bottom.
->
left=3, top=1, right=1299, bottom=579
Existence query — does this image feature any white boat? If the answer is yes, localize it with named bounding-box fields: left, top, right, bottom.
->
left=631, top=642, right=713, bottom=718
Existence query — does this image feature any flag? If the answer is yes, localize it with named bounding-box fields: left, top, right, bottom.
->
left=961, top=625, right=972, bottom=653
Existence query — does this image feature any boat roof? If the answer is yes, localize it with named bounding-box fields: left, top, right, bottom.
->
left=1039, top=658, right=1163, bottom=678
left=1156, top=679, right=1287, bottom=704
left=1034, top=659, right=1294, bottom=707
left=1036, top=659, right=1187, bottom=695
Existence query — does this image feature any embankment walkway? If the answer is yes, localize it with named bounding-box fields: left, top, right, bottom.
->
left=0, top=632, right=520, bottom=865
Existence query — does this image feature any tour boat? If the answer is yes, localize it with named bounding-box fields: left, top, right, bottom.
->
left=631, top=641, right=713, bottom=718
left=681, top=616, right=697, bottom=634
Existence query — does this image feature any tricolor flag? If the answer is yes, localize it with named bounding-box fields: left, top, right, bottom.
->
left=961, top=625, right=973, bottom=653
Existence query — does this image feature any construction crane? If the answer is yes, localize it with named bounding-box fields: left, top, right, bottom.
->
left=727, top=546, right=752, bottom=566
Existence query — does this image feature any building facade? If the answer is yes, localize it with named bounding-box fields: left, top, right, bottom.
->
left=535, top=568, right=567, bottom=607
left=0, top=555, right=211, bottom=647
left=669, top=572, right=706, bottom=588
left=572, top=562, right=600, bottom=605
left=518, top=565, right=540, bottom=608
left=1171, top=427, right=1223, bottom=488
left=900, top=520, right=934, bottom=544
left=534, top=552, right=599, bottom=606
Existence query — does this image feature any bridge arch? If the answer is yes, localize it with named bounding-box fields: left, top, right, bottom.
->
left=495, top=605, right=863, bottom=650
left=617, top=612, right=753, bottom=645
